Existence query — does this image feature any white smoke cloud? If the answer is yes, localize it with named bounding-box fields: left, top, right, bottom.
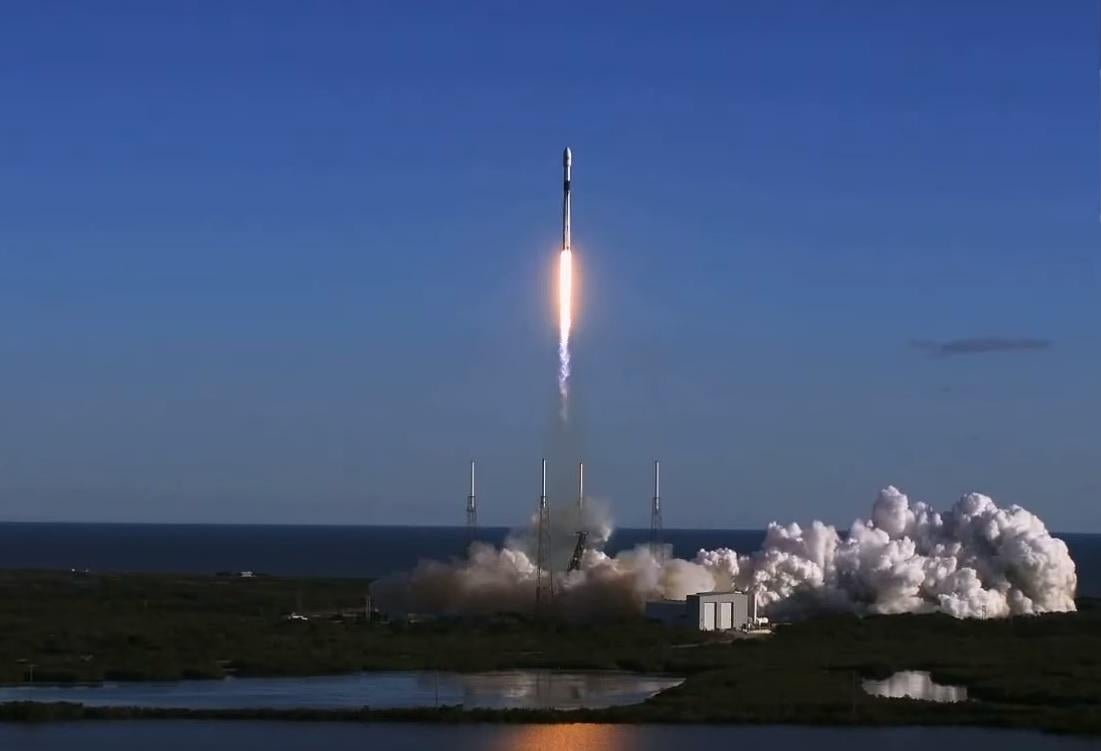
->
left=371, top=487, right=1077, bottom=621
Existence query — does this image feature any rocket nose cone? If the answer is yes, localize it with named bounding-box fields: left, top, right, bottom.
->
left=563, top=147, right=572, bottom=166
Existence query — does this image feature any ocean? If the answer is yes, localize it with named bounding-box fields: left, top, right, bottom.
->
left=0, top=523, right=1097, bottom=597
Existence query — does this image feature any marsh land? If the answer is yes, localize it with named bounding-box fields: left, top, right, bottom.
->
left=0, top=570, right=1097, bottom=735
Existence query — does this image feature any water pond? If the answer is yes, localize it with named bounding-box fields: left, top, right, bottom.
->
left=0, top=670, right=683, bottom=711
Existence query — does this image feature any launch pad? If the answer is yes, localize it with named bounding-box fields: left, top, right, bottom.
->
left=461, top=456, right=665, bottom=611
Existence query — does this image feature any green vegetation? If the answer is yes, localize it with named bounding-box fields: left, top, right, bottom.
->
left=0, top=570, right=696, bottom=681
left=0, top=570, right=1099, bottom=735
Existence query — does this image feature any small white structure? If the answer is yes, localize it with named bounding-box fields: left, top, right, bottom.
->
left=646, top=590, right=760, bottom=632
left=688, top=591, right=751, bottom=631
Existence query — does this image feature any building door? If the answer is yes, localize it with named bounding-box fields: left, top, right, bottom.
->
left=718, top=601, right=732, bottom=630
left=702, top=602, right=716, bottom=630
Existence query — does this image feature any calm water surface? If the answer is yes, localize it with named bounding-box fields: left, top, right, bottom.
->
left=0, top=671, right=682, bottom=711
left=0, top=722, right=1095, bottom=750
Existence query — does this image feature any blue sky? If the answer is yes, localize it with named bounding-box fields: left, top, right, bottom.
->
left=0, top=1, right=1098, bottom=529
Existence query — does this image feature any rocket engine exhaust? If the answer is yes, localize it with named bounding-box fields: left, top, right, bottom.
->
left=558, top=147, right=573, bottom=422
left=371, top=485, right=1077, bottom=622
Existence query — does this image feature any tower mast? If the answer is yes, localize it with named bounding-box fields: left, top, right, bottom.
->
left=650, top=460, right=663, bottom=561
left=465, top=459, right=477, bottom=547
left=535, top=458, right=553, bottom=613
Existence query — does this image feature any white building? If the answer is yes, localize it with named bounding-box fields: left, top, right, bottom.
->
left=645, top=590, right=758, bottom=631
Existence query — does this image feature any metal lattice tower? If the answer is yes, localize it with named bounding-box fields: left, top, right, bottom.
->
left=535, top=458, right=553, bottom=613
left=566, top=460, right=587, bottom=575
left=465, top=459, right=477, bottom=548
left=650, top=459, right=663, bottom=561
left=567, top=531, right=588, bottom=573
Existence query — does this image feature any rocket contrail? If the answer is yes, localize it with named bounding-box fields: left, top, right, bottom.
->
left=558, top=147, right=573, bottom=421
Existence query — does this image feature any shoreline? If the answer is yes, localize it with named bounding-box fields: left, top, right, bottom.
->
left=0, top=700, right=1097, bottom=738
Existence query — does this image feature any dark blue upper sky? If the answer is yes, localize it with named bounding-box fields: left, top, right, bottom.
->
left=1, top=1, right=1098, bottom=529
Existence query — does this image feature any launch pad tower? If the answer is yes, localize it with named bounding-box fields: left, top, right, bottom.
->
left=535, top=458, right=553, bottom=612
left=650, top=460, right=663, bottom=561
left=465, top=459, right=477, bottom=547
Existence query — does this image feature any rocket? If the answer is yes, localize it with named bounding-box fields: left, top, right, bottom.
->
left=562, top=147, right=572, bottom=252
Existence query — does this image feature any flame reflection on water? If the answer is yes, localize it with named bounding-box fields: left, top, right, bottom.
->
left=488, top=724, right=630, bottom=751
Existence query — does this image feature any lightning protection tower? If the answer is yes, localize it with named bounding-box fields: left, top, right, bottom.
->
left=577, top=460, right=584, bottom=514
left=650, top=460, right=663, bottom=561
left=465, top=459, right=477, bottom=547
left=567, top=460, right=587, bottom=574
left=535, top=458, right=553, bottom=613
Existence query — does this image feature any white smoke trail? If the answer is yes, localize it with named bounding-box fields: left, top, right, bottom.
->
left=557, top=248, right=572, bottom=422
left=371, top=486, right=1077, bottom=621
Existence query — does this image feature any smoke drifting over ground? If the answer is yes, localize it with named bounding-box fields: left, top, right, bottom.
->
left=371, top=487, right=1077, bottom=621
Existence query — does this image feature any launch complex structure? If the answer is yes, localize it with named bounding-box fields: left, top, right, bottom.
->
left=463, top=149, right=665, bottom=611
left=463, top=458, right=665, bottom=613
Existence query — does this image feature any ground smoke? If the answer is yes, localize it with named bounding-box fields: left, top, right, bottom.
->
left=371, top=487, right=1077, bottom=620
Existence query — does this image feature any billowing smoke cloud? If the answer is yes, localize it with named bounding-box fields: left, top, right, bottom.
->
left=371, top=487, right=1077, bottom=621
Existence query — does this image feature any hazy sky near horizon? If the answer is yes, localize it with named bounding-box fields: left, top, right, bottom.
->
left=1, top=2, right=1098, bottom=530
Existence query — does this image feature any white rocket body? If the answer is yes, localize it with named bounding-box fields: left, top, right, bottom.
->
left=562, top=147, right=572, bottom=252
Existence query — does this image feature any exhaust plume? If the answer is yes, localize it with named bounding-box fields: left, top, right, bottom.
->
left=371, top=486, right=1076, bottom=621
left=557, top=248, right=572, bottom=421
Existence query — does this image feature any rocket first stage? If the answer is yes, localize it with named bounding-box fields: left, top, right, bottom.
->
left=557, top=147, right=574, bottom=420
left=562, top=147, right=572, bottom=252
